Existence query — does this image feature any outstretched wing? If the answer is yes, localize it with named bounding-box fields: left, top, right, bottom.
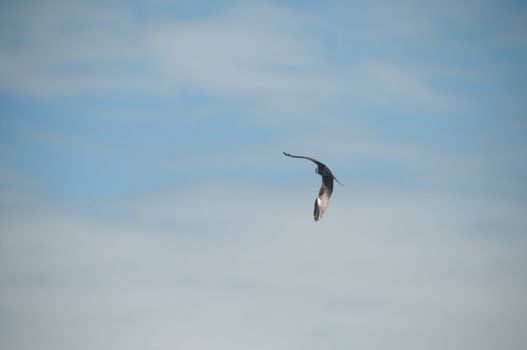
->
left=283, top=152, right=324, bottom=167
left=314, top=183, right=333, bottom=221
left=284, top=151, right=343, bottom=186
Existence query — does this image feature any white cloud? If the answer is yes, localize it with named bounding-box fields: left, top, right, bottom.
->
left=0, top=1, right=332, bottom=98
left=0, top=0, right=450, bottom=114
left=1, top=183, right=526, bottom=350
left=348, top=58, right=446, bottom=109
left=147, top=2, right=328, bottom=95
left=0, top=1, right=146, bottom=96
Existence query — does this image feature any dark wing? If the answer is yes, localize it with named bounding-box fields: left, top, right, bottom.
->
left=283, top=152, right=324, bottom=167
left=321, top=172, right=334, bottom=192
left=314, top=182, right=333, bottom=221
left=284, top=152, right=343, bottom=186
left=333, top=175, right=344, bottom=187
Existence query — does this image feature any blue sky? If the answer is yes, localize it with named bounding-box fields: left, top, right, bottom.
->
left=1, top=0, right=527, bottom=349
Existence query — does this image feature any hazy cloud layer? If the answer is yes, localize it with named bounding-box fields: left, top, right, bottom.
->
left=1, top=184, right=526, bottom=350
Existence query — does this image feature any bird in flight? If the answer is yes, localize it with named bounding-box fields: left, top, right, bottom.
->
left=283, top=152, right=343, bottom=221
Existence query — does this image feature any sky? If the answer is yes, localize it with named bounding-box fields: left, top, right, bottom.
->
left=1, top=0, right=526, bottom=349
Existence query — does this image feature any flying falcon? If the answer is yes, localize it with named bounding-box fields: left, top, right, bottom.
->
left=283, top=152, right=343, bottom=221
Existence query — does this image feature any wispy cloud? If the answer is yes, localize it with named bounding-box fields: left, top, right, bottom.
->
left=348, top=58, right=446, bottom=109
left=0, top=1, right=330, bottom=98
left=0, top=1, right=148, bottom=96
left=149, top=2, right=327, bottom=95
left=0, top=0, right=452, bottom=112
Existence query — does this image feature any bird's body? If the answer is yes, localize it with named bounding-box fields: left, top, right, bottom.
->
left=283, top=152, right=342, bottom=221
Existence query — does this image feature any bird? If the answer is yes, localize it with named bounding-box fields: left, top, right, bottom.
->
left=283, top=152, right=343, bottom=221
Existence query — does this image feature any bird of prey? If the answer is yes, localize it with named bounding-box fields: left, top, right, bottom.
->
left=283, top=152, right=343, bottom=221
